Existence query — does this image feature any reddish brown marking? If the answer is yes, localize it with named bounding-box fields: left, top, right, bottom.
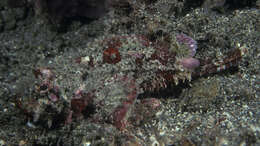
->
left=137, top=35, right=151, bottom=47
left=71, top=98, right=86, bottom=117
left=156, top=70, right=176, bottom=81
left=103, top=47, right=121, bottom=64
left=75, top=57, right=82, bottom=64
left=33, top=69, right=41, bottom=79
left=112, top=104, right=129, bottom=130
left=70, top=91, right=95, bottom=118
left=149, top=42, right=176, bottom=65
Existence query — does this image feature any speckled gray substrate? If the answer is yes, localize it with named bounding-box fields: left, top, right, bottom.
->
left=0, top=2, right=259, bottom=146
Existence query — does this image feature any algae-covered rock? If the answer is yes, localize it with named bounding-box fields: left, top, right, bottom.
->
left=1, top=9, right=16, bottom=30
left=180, top=78, right=220, bottom=112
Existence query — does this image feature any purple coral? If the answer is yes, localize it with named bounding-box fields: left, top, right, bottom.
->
left=176, top=33, right=198, bottom=57
left=175, top=33, right=200, bottom=70
left=179, top=57, right=200, bottom=70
